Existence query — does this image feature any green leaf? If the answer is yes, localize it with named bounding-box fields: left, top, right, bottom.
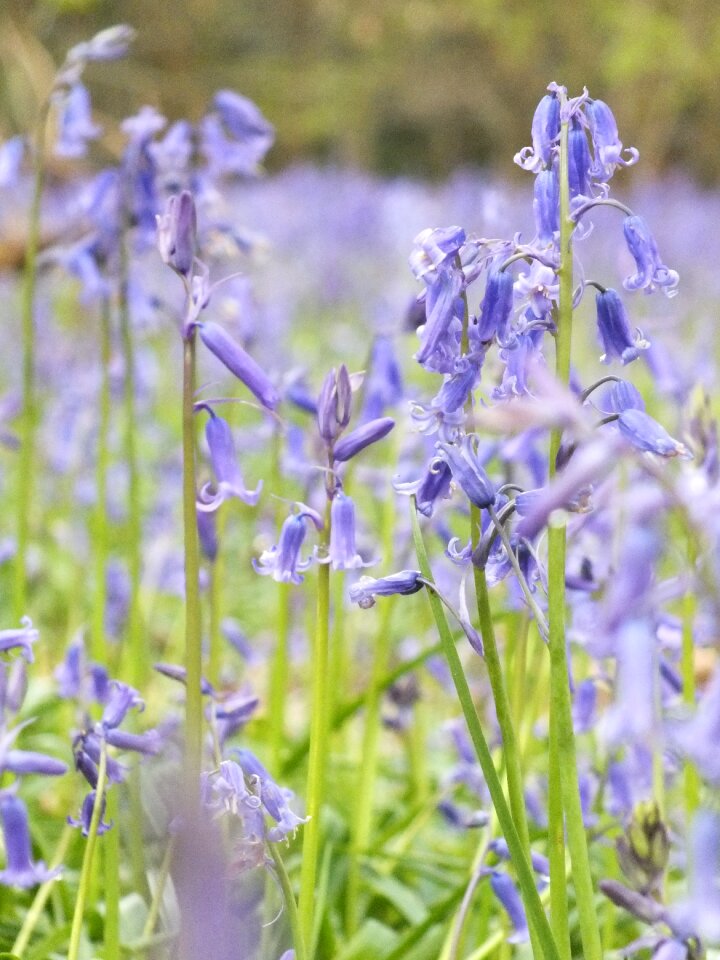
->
left=363, top=871, right=428, bottom=925
left=333, top=920, right=399, bottom=960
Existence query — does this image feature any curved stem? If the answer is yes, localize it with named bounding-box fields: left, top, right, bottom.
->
left=269, top=842, right=307, bottom=960
left=411, top=502, right=560, bottom=960
left=11, top=823, right=74, bottom=956
left=298, top=498, right=332, bottom=952
left=182, top=327, right=203, bottom=795
left=68, top=744, right=109, bottom=960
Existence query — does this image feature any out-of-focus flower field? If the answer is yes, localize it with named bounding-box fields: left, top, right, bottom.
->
left=0, top=23, right=719, bottom=960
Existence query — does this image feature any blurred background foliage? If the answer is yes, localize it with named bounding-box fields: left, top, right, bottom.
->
left=1, top=0, right=718, bottom=181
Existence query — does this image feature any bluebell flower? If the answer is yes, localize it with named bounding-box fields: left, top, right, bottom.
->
left=476, top=270, right=514, bottom=342
left=415, top=262, right=465, bottom=368
left=671, top=668, right=720, bottom=783
left=53, top=83, right=101, bottom=159
left=600, top=619, right=656, bottom=747
left=253, top=505, right=323, bottom=584
left=233, top=749, right=308, bottom=842
left=349, top=570, right=424, bottom=608
left=200, top=91, right=274, bottom=178
left=3, top=750, right=68, bottom=777
left=0, top=618, right=38, bottom=663
left=156, top=190, right=196, bottom=277
left=320, top=492, right=374, bottom=571
left=533, top=167, right=559, bottom=245
left=361, top=336, right=403, bottom=421
left=596, top=378, right=645, bottom=413
left=0, top=136, right=24, bottom=188
left=595, top=288, right=649, bottom=364
left=623, top=216, right=679, bottom=297
left=488, top=839, right=550, bottom=880
left=333, top=417, right=394, bottom=463
left=64, top=25, right=135, bottom=70
left=149, top=121, right=194, bottom=192
left=199, top=321, right=280, bottom=410
left=68, top=790, right=113, bottom=838
left=617, top=409, right=690, bottom=458
left=492, top=326, right=546, bottom=400
left=514, top=262, right=558, bottom=323
left=514, top=92, right=560, bottom=172
left=489, top=871, right=529, bottom=944
left=409, top=225, right=466, bottom=281
left=317, top=365, right=352, bottom=445
left=435, top=435, right=496, bottom=509
left=573, top=678, right=597, bottom=734
left=586, top=99, right=639, bottom=181
left=672, top=811, right=720, bottom=943
left=197, top=508, right=218, bottom=563
left=0, top=793, right=61, bottom=887
left=568, top=116, right=592, bottom=198
left=197, top=410, right=262, bottom=511
left=393, top=458, right=453, bottom=518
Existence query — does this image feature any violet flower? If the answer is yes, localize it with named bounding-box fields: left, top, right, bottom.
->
left=489, top=871, right=529, bottom=944
left=0, top=136, right=24, bottom=188
left=199, top=321, right=280, bottom=411
left=197, top=409, right=262, bottom=511
left=617, top=409, right=690, bottom=458
left=533, top=167, right=560, bottom=245
left=435, top=435, right=496, bottom=509
left=623, top=216, right=679, bottom=297
left=233, top=749, right=308, bottom=842
left=319, top=492, right=374, bottom=571
left=394, top=458, right=453, bottom=518
left=476, top=270, right=514, bottom=342
left=317, top=365, right=352, bottom=445
left=0, top=618, right=38, bottom=663
left=201, top=90, right=275, bottom=177
left=53, top=83, right=101, bottom=158
left=586, top=99, right=639, bottom=179
left=596, top=288, right=648, bottom=364
left=0, top=793, right=60, bottom=887
left=568, top=115, right=592, bottom=198
left=514, top=92, right=560, bottom=172
left=349, top=570, right=424, bottom=608
left=333, top=417, right=395, bottom=463
left=68, top=790, right=113, bottom=838
left=414, top=263, right=465, bottom=369
left=409, top=225, right=466, bottom=280
left=253, top=505, right=323, bottom=584
left=156, top=189, right=196, bottom=277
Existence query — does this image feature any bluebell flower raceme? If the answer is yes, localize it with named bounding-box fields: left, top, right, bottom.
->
left=197, top=409, right=261, bottom=511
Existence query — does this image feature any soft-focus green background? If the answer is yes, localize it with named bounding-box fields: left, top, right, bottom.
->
left=1, top=0, right=717, bottom=180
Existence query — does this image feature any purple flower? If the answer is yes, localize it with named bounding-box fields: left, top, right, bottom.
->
left=623, top=216, right=679, bottom=297
left=533, top=167, right=559, bottom=245
left=333, top=417, right=395, bottom=463
left=253, top=506, right=323, bottom=584
left=101, top=681, right=143, bottom=729
left=156, top=190, right=196, bottom=277
left=617, top=409, right=690, bottom=458
left=233, top=750, right=308, bottom=842
left=414, top=263, right=465, bottom=368
left=317, top=365, right=352, bottom=445
left=197, top=508, right=218, bottom=562
left=435, top=435, right=496, bottom=509
left=0, top=136, right=24, bottom=188
left=53, top=83, right=101, bottom=159
left=3, top=751, right=68, bottom=777
left=599, top=619, right=656, bottom=747
left=349, top=570, right=424, bottom=608
left=514, top=92, right=560, bottom=172
left=477, top=270, right=514, bottom=342
left=361, top=337, right=403, bottom=421
left=489, top=871, right=529, bottom=944
left=65, top=25, right=135, bottom=68
left=568, top=116, right=592, bottom=198
left=199, top=322, right=279, bottom=410
left=0, top=618, right=38, bottom=663
left=394, top=458, right=453, bottom=518
left=68, top=790, right=113, bottom=837
left=672, top=811, right=720, bottom=943
left=200, top=91, right=274, bottom=178
left=596, top=288, right=649, bottom=364
left=320, top=493, right=374, bottom=571
left=409, top=226, right=466, bottom=280
left=671, top=668, right=720, bottom=783
left=0, top=793, right=61, bottom=887
left=586, top=99, right=638, bottom=180
left=197, top=410, right=262, bottom=511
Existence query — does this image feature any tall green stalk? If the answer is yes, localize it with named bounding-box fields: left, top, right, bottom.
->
left=298, top=500, right=332, bottom=952
left=68, top=745, right=109, bottom=960
left=182, top=327, right=204, bottom=795
left=411, top=503, right=560, bottom=960
left=14, top=99, right=50, bottom=621
left=545, top=93, right=602, bottom=960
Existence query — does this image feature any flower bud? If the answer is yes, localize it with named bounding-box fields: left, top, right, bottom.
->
left=156, top=190, right=196, bottom=277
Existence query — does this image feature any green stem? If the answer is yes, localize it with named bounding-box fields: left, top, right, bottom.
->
left=268, top=426, right=291, bottom=768
left=269, top=842, right=307, bottom=960
left=298, top=500, right=332, bottom=952
left=11, top=823, right=74, bottom=956
left=182, top=329, right=204, bottom=795
left=411, top=502, right=560, bottom=960
left=92, top=294, right=113, bottom=663
left=141, top=836, right=176, bottom=942
left=545, top=94, right=602, bottom=960
left=14, top=98, right=50, bottom=621
left=68, top=743, right=109, bottom=960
